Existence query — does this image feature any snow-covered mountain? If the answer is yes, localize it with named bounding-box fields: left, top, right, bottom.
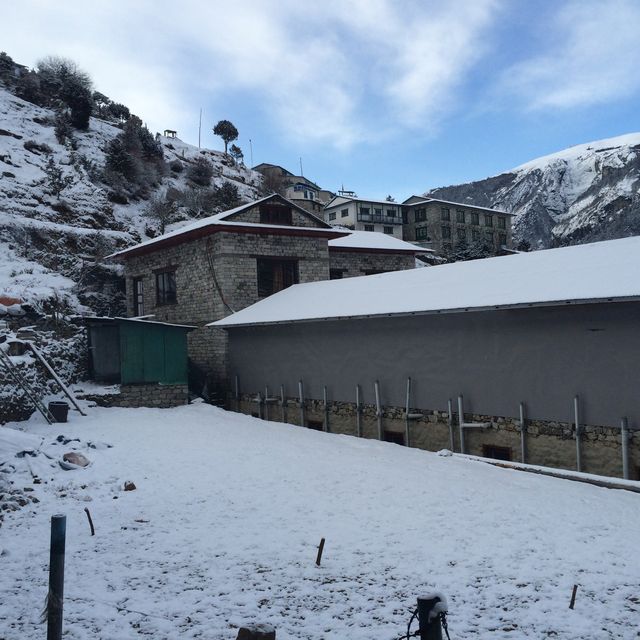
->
left=426, top=133, right=640, bottom=248
left=0, top=85, right=261, bottom=315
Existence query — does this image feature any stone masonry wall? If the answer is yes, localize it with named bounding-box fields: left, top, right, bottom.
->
left=329, top=251, right=415, bottom=278
left=80, top=383, right=188, bottom=409
left=233, top=395, right=640, bottom=480
left=124, top=231, right=330, bottom=391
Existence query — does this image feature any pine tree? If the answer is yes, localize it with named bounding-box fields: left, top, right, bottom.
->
left=213, top=120, right=238, bottom=155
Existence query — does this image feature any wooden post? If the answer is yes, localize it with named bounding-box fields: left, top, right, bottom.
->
left=280, top=385, right=286, bottom=423
left=458, top=395, right=465, bottom=454
left=316, top=537, right=326, bottom=566
left=323, top=386, right=329, bottom=432
left=569, top=584, right=578, bottom=609
left=574, top=395, right=582, bottom=472
left=447, top=399, right=454, bottom=451
left=374, top=380, right=382, bottom=440
left=264, top=386, right=270, bottom=422
left=47, top=514, right=66, bottom=640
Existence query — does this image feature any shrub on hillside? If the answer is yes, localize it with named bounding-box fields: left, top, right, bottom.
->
left=187, top=157, right=213, bottom=186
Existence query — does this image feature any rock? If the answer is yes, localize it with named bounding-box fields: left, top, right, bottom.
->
left=62, top=452, right=90, bottom=468
left=124, top=481, right=136, bottom=491
left=236, top=624, right=276, bottom=640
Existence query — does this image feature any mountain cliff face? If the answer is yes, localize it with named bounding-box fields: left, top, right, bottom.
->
left=427, top=133, right=640, bottom=248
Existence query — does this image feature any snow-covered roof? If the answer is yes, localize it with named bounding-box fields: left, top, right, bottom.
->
left=213, top=236, right=640, bottom=327
left=325, top=195, right=402, bottom=208
left=108, top=195, right=340, bottom=259
left=328, top=230, right=432, bottom=253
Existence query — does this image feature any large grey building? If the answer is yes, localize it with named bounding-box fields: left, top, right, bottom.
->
left=214, top=237, right=640, bottom=480
left=402, top=196, right=515, bottom=255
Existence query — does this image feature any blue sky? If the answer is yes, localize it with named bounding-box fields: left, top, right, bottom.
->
left=5, top=0, right=640, bottom=200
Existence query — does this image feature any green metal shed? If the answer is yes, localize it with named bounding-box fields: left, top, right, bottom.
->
left=87, top=318, right=195, bottom=385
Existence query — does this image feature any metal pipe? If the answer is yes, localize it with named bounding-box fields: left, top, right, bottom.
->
left=323, top=385, right=329, bottom=432
left=457, top=395, right=465, bottom=454
left=447, top=399, right=454, bottom=451
left=519, top=402, right=527, bottom=464
left=621, top=417, right=630, bottom=480
left=298, top=380, right=305, bottom=427
left=47, top=514, right=66, bottom=640
left=355, top=384, right=362, bottom=437
left=405, top=377, right=411, bottom=447
left=374, top=380, right=382, bottom=440
left=280, top=385, right=286, bottom=423
left=574, top=395, right=582, bottom=472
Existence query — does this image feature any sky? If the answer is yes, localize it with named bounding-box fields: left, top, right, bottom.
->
left=4, top=0, right=640, bottom=200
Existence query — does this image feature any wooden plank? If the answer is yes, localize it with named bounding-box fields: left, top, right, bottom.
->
left=28, top=344, right=86, bottom=416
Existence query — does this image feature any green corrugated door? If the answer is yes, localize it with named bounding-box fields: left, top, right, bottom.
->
left=120, top=323, right=145, bottom=384
left=143, top=324, right=165, bottom=382
left=163, top=328, right=188, bottom=384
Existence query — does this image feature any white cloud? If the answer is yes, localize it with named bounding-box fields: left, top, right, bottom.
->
left=502, top=0, right=640, bottom=110
left=2, top=0, right=501, bottom=149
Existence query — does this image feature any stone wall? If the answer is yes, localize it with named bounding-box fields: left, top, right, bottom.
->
left=80, top=383, right=188, bottom=409
left=233, top=395, right=640, bottom=480
left=329, top=251, right=415, bottom=278
left=123, top=230, right=330, bottom=391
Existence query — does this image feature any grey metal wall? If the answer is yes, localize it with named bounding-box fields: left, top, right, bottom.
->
left=226, top=302, right=640, bottom=428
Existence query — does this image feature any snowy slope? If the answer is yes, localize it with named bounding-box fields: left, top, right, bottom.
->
left=1, top=403, right=639, bottom=639
left=0, top=86, right=261, bottom=312
left=427, top=133, right=640, bottom=249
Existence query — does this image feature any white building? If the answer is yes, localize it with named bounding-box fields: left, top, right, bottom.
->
left=323, top=194, right=403, bottom=239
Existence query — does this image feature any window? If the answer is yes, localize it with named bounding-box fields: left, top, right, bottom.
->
left=360, top=206, right=370, bottom=215
left=472, top=229, right=480, bottom=242
left=132, top=277, right=144, bottom=316
left=441, top=225, right=451, bottom=239
left=328, top=212, right=336, bottom=221
left=416, top=226, right=429, bottom=240
left=329, top=269, right=344, bottom=280
left=456, top=209, right=465, bottom=223
left=155, top=271, right=176, bottom=305
left=499, top=233, right=507, bottom=247
left=364, top=224, right=374, bottom=231
left=484, top=214, right=493, bottom=227
left=374, top=208, right=382, bottom=215
left=260, top=203, right=292, bottom=225
left=441, top=207, right=450, bottom=221
left=383, top=226, right=394, bottom=234
left=415, top=208, right=427, bottom=222
left=498, top=216, right=506, bottom=229
left=402, top=210, right=408, bottom=224
left=341, top=208, right=349, bottom=218
left=386, top=209, right=396, bottom=217
left=257, top=258, right=298, bottom=297
left=471, top=212, right=479, bottom=226
left=482, top=444, right=512, bottom=461
left=457, top=228, right=466, bottom=241
left=485, top=231, right=494, bottom=244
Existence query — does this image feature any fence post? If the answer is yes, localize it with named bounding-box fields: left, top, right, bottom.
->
left=447, top=399, right=454, bottom=451
left=621, top=417, right=630, bottom=480
left=574, top=395, right=582, bottom=472
left=457, top=395, right=465, bottom=454
left=47, top=514, right=66, bottom=640
left=298, top=380, right=305, bottom=427
left=519, top=402, right=527, bottom=464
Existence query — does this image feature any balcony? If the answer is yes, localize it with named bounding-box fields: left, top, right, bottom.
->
left=357, top=213, right=403, bottom=224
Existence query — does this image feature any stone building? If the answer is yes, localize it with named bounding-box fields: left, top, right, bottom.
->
left=214, top=237, right=640, bottom=480
left=323, top=194, right=404, bottom=239
left=402, top=196, right=515, bottom=255
left=252, top=163, right=331, bottom=214
left=110, top=194, right=425, bottom=394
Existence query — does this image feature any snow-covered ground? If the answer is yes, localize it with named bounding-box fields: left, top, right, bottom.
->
left=1, top=403, right=639, bottom=639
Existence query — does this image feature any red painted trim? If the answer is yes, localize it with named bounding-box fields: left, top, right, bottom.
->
left=113, top=224, right=350, bottom=260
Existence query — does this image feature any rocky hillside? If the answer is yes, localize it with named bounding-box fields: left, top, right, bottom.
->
left=0, top=85, right=261, bottom=317
left=427, top=133, right=640, bottom=249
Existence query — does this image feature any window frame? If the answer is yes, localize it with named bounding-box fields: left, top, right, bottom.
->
left=256, top=257, right=299, bottom=298
left=132, top=277, right=144, bottom=316
left=440, top=207, right=450, bottom=221
left=155, top=270, right=177, bottom=306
